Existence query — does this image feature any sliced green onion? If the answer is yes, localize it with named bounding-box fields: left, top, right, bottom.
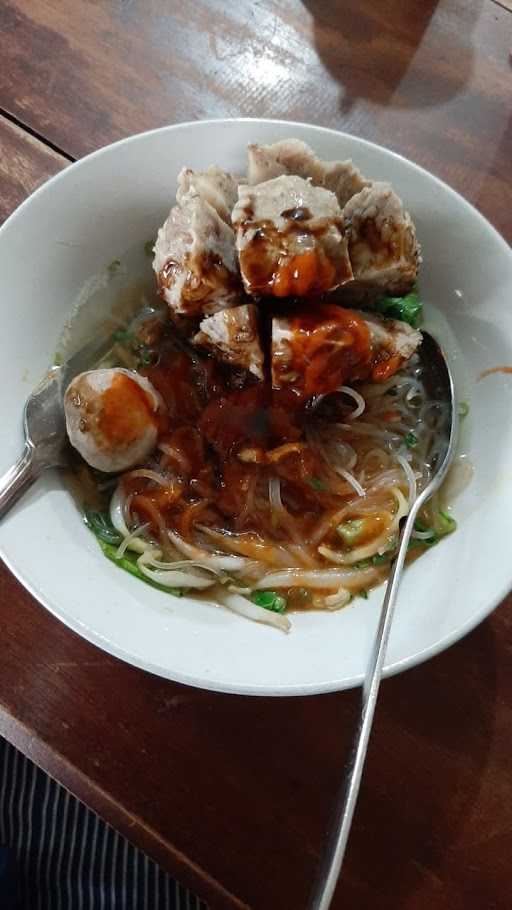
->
left=404, top=431, right=418, bottom=449
left=409, top=510, right=457, bottom=551
left=137, top=347, right=154, bottom=367
left=251, top=591, right=287, bottom=614
left=414, top=518, right=428, bottom=533
left=458, top=401, right=469, bottom=419
left=112, top=328, right=134, bottom=343
left=436, top=510, right=457, bottom=535
left=336, top=519, right=364, bottom=546
left=359, top=589, right=369, bottom=600
left=309, top=477, right=328, bottom=492
left=107, top=258, right=121, bottom=275
left=372, top=552, right=391, bottom=566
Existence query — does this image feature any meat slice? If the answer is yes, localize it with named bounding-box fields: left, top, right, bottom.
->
left=271, top=304, right=421, bottom=398
left=154, top=166, right=241, bottom=318
left=193, top=303, right=264, bottom=379
left=176, top=165, right=238, bottom=224
left=247, top=139, right=370, bottom=207
left=232, top=175, right=353, bottom=298
left=343, top=182, right=420, bottom=296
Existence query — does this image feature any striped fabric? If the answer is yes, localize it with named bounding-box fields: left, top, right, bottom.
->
left=0, top=737, right=207, bottom=910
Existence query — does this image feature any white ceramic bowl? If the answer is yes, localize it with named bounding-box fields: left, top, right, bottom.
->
left=1, top=119, right=511, bottom=696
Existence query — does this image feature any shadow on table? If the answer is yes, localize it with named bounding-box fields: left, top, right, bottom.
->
left=473, top=112, right=512, bottom=230
left=301, top=0, right=480, bottom=114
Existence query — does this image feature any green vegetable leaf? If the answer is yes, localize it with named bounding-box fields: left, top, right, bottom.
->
left=404, top=431, right=418, bottom=449
left=337, top=518, right=364, bottom=546
left=409, top=510, right=457, bottom=551
left=107, top=258, right=121, bottom=275
left=251, top=590, right=287, bottom=613
left=356, top=549, right=395, bottom=567
left=98, top=540, right=184, bottom=596
left=373, top=284, right=423, bottom=328
left=372, top=552, right=391, bottom=566
left=111, top=328, right=154, bottom=366
left=84, top=509, right=122, bottom=545
left=85, top=509, right=184, bottom=597
left=309, top=477, right=328, bottom=492
left=144, top=240, right=154, bottom=257
left=112, top=328, right=135, bottom=344
left=413, top=518, right=429, bottom=533
left=137, top=347, right=154, bottom=367
left=458, top=401, right=469, bottom=419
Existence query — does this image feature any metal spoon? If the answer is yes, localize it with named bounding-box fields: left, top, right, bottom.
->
left=310, top=331, right=459, bottom=910
left=0, top=335, right=118, bottom=521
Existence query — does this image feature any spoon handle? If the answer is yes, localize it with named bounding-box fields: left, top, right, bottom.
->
left=309, top=505, right=419, bottom=910
left=0, top=444, right=41, bottom=521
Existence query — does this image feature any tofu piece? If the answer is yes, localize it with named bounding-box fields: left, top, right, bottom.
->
left=154, top=198, right=240, bottom=317
left=271, top=304, right=421, bottom=397
left=232, top=175, right=353, bottom=298
left=65, top=369, right=161, bottom=473
left=193, top=304, right=264, bottom=379
left=176, top=165, right=238, bottom=224
left=343, top=182, right=420, bottom=296
left=247, top=139, right=370, bottom=207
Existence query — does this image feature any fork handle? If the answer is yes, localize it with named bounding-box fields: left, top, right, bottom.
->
left=0, top=444, right=41, bottom=521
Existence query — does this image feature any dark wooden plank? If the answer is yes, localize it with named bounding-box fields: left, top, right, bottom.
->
left=1, top=558, right=512, bottom=910
left=0, top=0, right=511, bottom=241
left=0, top=2, right=512, bottom=908
left=0, top=115, right=68, bottom=223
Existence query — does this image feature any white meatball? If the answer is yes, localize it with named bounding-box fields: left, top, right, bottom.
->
left=232, top=175, right=353, bottom=298
left=64, top=368, right=161, bottom=473
left=193, top=303, right=264, bottom=379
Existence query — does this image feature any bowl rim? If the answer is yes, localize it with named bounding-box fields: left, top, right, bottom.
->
left=1, top=117, right=511, bottom=696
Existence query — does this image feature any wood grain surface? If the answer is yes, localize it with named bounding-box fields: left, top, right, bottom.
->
left=0, top=0, right=511, bottom=237
left=0, top=116, right=68, bottom=223
left=2, top=558, right=512, bottom=910
left=0, top=0, right=511, bottom=907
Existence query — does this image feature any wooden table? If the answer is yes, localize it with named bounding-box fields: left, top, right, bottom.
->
left=1, top=2, right=511, bottom=907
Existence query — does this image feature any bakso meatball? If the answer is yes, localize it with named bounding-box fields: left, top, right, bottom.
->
left=176, top=165, right=239, bottom=224
left=153, top=166, right=241, bottom=318
left=271, top=305, right=421, bottom=398
left=247, top=138, right=370, bottom=208
left=64, top=368, right=162, bottom=473
left=193, top=303, right=264, bottom=379
left=232, top=175, right=353, bottom=298
left=343, top=182, right=420, bottom=296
